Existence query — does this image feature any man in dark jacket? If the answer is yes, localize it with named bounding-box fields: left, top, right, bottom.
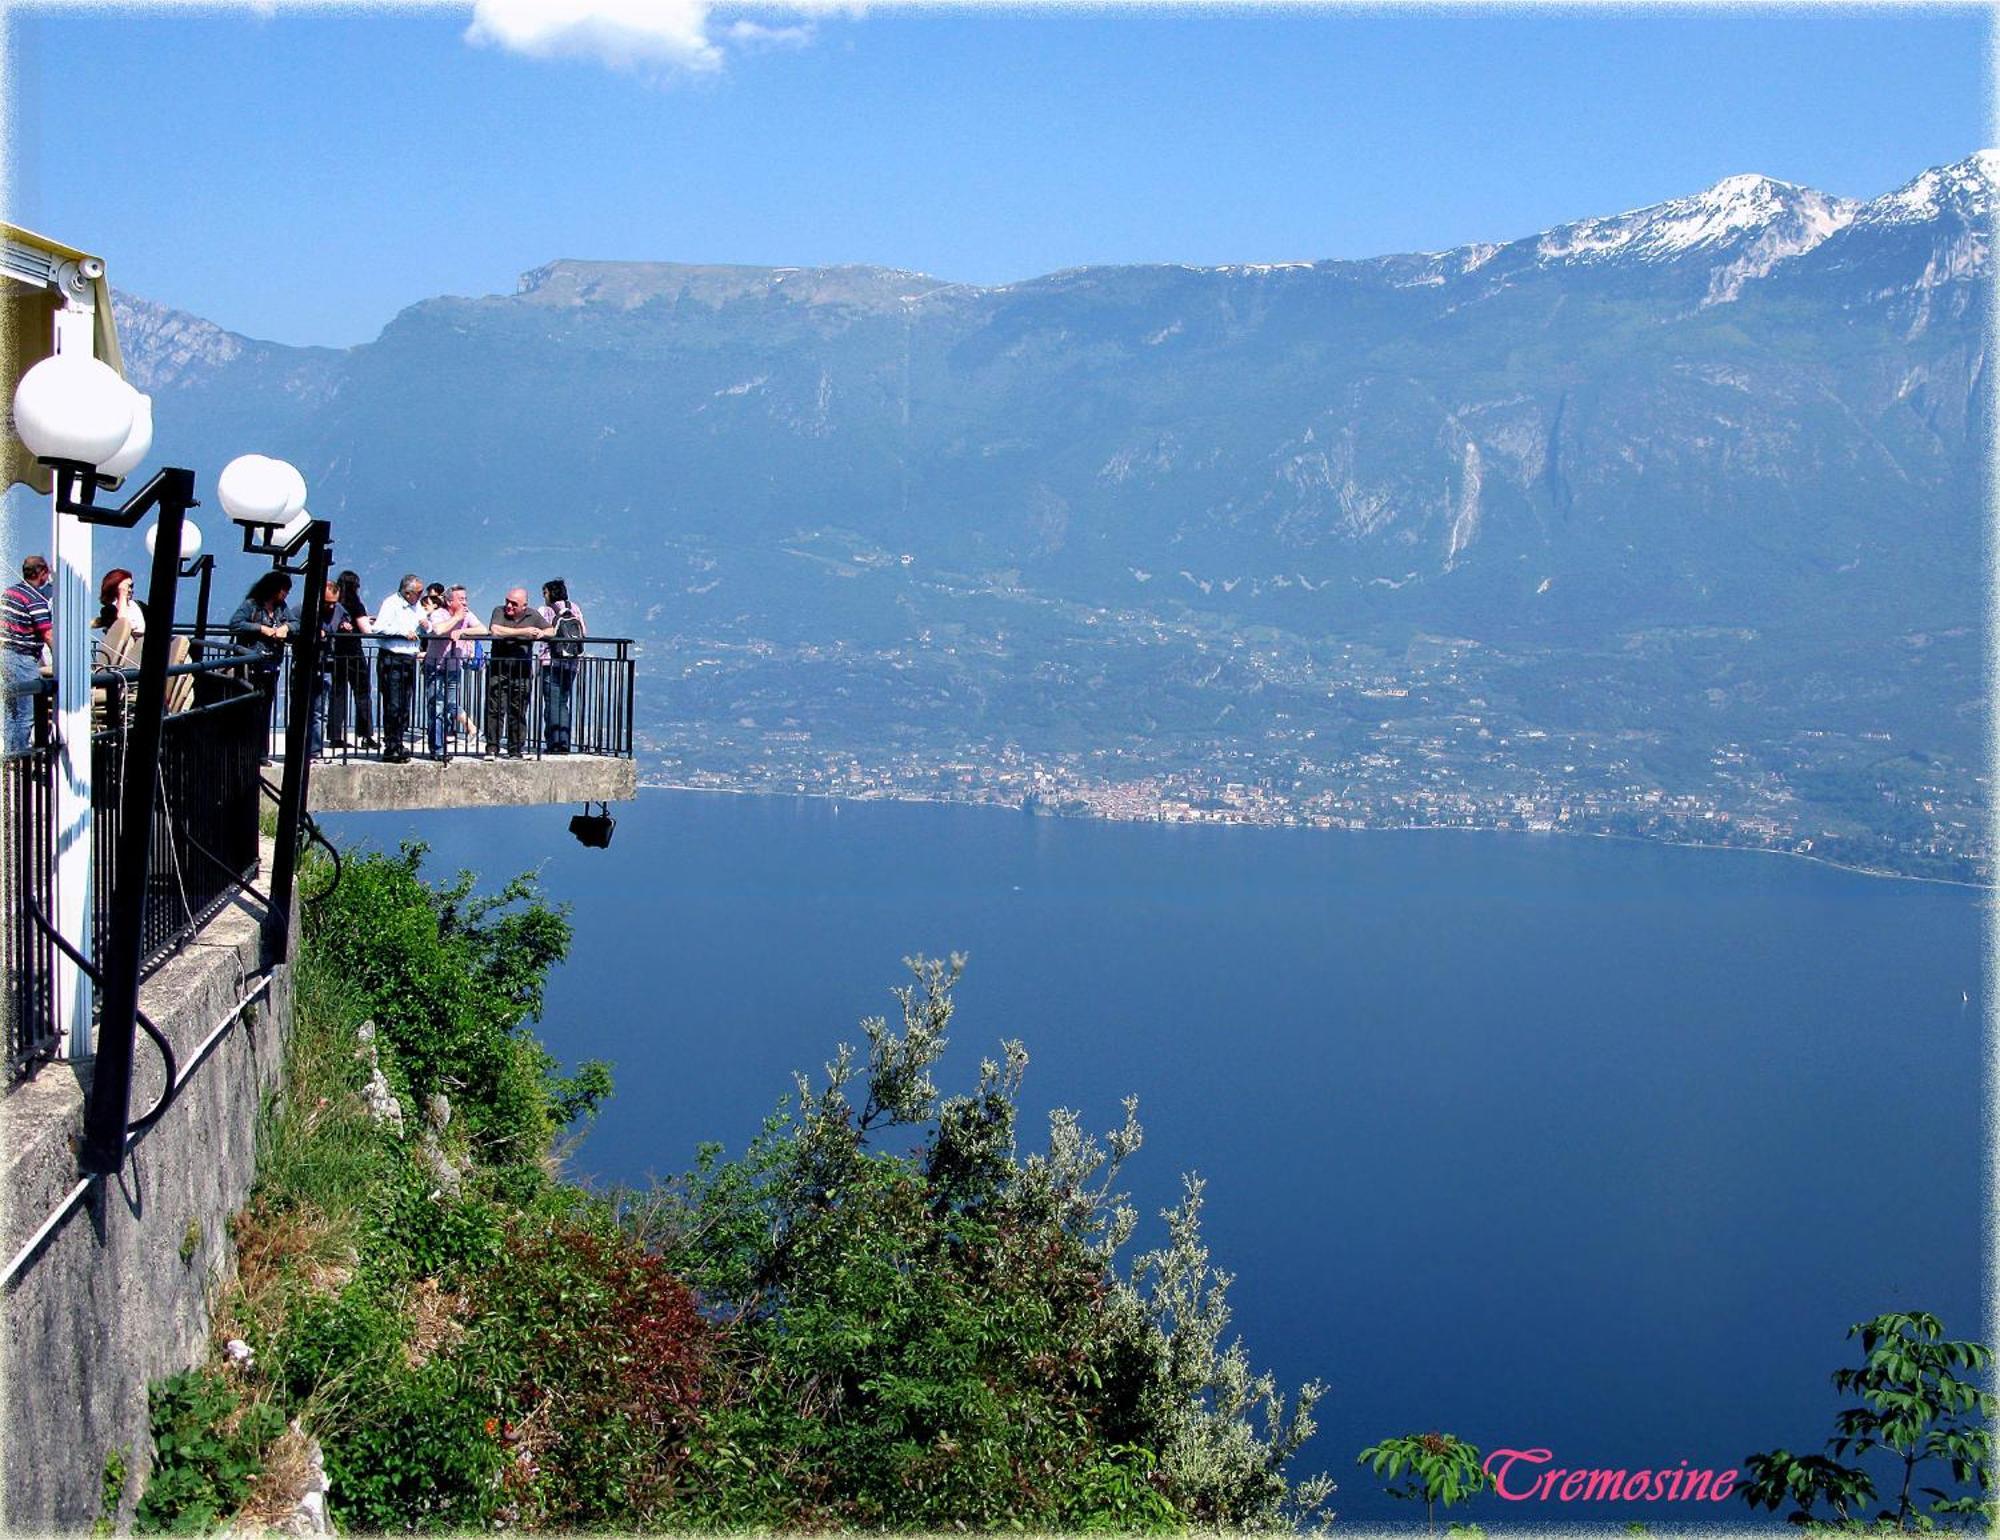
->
left=484, top=587, right=550, bottom=758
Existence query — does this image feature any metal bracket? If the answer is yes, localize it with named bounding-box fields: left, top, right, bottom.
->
left=40, top=459, right=198, bottom=529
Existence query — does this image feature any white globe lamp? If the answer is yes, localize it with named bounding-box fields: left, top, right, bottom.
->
left=12, top=353, right=135, bottom=465
left=97, top=388, right=155, bottom=480
left=144, top=516, right=202, bottom=562
left=217, top=454, right=306, bottom=528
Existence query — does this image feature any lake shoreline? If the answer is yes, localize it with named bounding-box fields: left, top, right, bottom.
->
left=635, top=778, right=1994, bottom=894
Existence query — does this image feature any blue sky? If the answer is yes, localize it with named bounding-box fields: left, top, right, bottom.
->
left=5, top=4, right=1991, bottom=348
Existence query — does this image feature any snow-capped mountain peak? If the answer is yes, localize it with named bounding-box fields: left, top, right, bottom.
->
left=1535, top=172, right=1858, bottom=266
left=1854, top=149, right=1997, bottom=226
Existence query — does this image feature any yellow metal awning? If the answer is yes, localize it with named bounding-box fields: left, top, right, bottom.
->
left=3, top=222, right=127, bottom=493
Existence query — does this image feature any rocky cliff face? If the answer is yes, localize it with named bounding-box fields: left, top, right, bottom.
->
left=114, top=295, right=248, bottom=389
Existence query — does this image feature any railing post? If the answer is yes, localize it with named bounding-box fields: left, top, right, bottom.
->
left=621, top=641, right=634, bottom=756
left=79, top=474, right=192, bottom=1176
left=267, top=524, right=329, bottom=957
left=189, top=554, right=214, bottom=639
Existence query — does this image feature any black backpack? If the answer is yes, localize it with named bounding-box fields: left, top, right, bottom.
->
left=551, top=607, right=585, bottom=661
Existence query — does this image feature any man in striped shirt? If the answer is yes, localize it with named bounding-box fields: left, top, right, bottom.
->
left=3, top=555, right=53, bottom=755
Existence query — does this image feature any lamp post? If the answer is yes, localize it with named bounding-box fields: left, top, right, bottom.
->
left=217, top=454, right=326, bottom=955
left=12, top=351, right=198, bottom=1175
left=11, top=360, right=325, bottom=1176
left=14, top=348, right=157, bottom=1072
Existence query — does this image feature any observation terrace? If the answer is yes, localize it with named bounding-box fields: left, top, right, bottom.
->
left=208, top=629, right=638, bottom=815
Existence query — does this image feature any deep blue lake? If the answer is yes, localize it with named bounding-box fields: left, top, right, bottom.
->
left=324, top=790, right=1988, bottom=1529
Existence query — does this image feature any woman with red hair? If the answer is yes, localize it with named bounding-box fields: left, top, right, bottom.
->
left=92, top=567, right=146, bottom=671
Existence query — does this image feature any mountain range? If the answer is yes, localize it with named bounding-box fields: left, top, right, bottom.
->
left=115, top=153, right=1989, bottom=643
left=102, top=154, right=1993, bottom=870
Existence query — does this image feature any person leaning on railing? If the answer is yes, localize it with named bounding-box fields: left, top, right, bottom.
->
left=328, top=569, right=376, bottom=750
left=484, top=587, right=548, bottom=758
left=2, top=555, right=53, bottom=757
left=420, top=584, right=484, bottom=761
left=372, top=574, right=425, bottom=763
left=537, top=577, right=585, bottom=754
left=304, top=578, right=343, bottom=759
left=227, top=571, right=294, bottom=765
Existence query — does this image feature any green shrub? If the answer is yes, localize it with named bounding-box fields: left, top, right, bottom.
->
left=323, top=1361, right=503, bottom=1533
left=133, top=1370, right=281, bottom=1534
left=94, top=1445, right=127, bottom=1536
left=277, top=1283, right=407, bottom=1408
left=1065, top=1446, right=1185, bottom=1533
left=1741, top=1312, right=1994, bottom=1530
left=301, top=844, right=608, bottom=1182
left=639, top=956, right=1329, bottom=1532
left=366, top=1162, right=505, bottom=1286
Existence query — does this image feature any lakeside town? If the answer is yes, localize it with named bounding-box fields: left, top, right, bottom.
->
left=629, top=603, right=1991, bottom=887
left=639, top=728, right=1992, bottom=887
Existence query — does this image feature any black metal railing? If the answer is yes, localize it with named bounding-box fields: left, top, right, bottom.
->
left=181, top=628, right=637, bottom=764
left=93, top=675, right=266, bottom=973
left=3, top=644, right=267, bottom=1080
left=3, top=740, right=58, bottom=1077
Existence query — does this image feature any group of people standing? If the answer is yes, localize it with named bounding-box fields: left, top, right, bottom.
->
left=227, top=570, right=588, bottom=763
left=363, top=574, right=587, bottom=762
left=2, top=556, right=590, bottom=764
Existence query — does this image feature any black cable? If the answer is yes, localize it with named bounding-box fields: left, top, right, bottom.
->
left=24, top=893, right=178, bottom=1136
left=123, top=1011, right=180, bottom=1138
left=171, top=824, right=274, bottom=911
left=300, top=809, right=342, bottom=904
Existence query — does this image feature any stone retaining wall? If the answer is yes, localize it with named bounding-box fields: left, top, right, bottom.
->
left=0, top=852, right=293, bottom=1531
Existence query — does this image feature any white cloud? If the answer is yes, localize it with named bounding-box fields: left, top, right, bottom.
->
left=466, top=0, right=727, bottom=74
left=466, top=0, right=858, bottom=78
left=727, top=18, right=817, bottom=51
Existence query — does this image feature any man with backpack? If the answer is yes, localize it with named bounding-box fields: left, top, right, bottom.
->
left=538, top=577, right=586, bottom=754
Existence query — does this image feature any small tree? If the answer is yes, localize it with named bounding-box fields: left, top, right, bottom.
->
left=645, top=955, right=1333, bottom=1531
left=1741, top=1311, right=1994, bottom=1531
left=1356, top=1431, right=1488, bottom=1535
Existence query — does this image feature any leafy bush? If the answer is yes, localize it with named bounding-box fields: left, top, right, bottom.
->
left=638, top=955, right=1332, bottom=1532
left=464, top=1212, right=714, bottom=1527
left=133, top=1371, right=282, bottom=1534
left=276, top=1282, right=407, bottom=1408
left=95, top=1445, right=127, bottom=1536
left=1357, top=1432, right=1489, bottom=1534
left=322, top=1360, right=503, bottom=1533
left=301, top=843, right=608, bottom=1181
left=365, top=1160, right=505, bottom=1285
left=1741, top=1311, right=1994, bottom=1531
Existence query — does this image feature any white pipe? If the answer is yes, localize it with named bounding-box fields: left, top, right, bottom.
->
left=0, top=976, right=274, bottom=1293
left=165, top=977, right=273, bottom=1108
left=0, top=1176, right=92, bottom=1292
